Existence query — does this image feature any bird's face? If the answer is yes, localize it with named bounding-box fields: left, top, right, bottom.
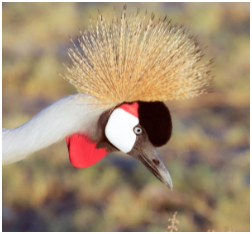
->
left=66, top=101, right=173, bottom=189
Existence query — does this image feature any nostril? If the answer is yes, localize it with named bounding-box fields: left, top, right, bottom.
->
left=152, top=159, right=160, bottom=165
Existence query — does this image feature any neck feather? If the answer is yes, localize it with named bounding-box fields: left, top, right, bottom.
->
left=2, top=94, right=106, bottom=164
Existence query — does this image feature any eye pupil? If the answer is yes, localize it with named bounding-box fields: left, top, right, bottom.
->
left=134, top=127, right=142, bottom=135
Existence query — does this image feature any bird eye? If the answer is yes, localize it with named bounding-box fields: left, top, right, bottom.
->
left=134, top=126, right=142, bottom=135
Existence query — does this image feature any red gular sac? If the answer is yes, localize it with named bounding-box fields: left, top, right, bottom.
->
left=66, top=134, right=108, bottom=168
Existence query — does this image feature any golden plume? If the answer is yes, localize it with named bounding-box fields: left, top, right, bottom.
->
left=64, top=6, right=213, bottom=108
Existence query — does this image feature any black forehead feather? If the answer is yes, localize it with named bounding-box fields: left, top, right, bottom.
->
left=138, top=101, right=172, bottom=147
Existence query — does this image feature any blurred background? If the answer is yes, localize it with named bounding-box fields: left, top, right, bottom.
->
left=2, top=2, right=250, bottom=232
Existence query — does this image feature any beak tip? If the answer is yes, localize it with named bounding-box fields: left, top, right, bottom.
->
left=166, top=180, right=173, bottom=191
left=160, top=169, right=173, bottom=190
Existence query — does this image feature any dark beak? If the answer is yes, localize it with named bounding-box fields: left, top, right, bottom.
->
left=133, top=148, right=173, bottom=190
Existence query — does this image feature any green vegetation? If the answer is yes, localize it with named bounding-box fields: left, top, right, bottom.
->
left=2, top=2, right=250, bottom=231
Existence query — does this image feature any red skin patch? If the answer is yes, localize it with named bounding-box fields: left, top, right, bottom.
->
left=66, top=134, right=108, bottom=168
left=119, top=102, right=139, bottom=117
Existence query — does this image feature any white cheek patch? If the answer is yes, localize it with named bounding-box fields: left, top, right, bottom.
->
left=105, top=108, right=139, bottom=153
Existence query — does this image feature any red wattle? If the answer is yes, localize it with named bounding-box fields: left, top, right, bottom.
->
left=66, top=134, right=108, bottom=168
left=119, top=102, right=139, bottom=117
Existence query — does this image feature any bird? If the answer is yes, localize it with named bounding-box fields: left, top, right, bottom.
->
left=2, top=6, right=213, bottom=190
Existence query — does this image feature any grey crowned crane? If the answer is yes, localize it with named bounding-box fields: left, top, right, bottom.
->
left=2, top=7, right=213, bottom=190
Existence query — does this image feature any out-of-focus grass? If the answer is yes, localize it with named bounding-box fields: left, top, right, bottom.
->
left=2, top=2, right=250, bottom=232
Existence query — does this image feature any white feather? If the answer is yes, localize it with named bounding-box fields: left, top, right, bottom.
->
left=2, top=94, right=107, bottom=165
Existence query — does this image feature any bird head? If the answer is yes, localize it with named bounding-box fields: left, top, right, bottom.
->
left=64, top=6, right=213, bottom=190
left=66, top=101, right=173, bottom=189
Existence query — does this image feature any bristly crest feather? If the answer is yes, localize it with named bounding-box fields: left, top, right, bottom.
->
left=63, top=6, right=213, bottom=108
